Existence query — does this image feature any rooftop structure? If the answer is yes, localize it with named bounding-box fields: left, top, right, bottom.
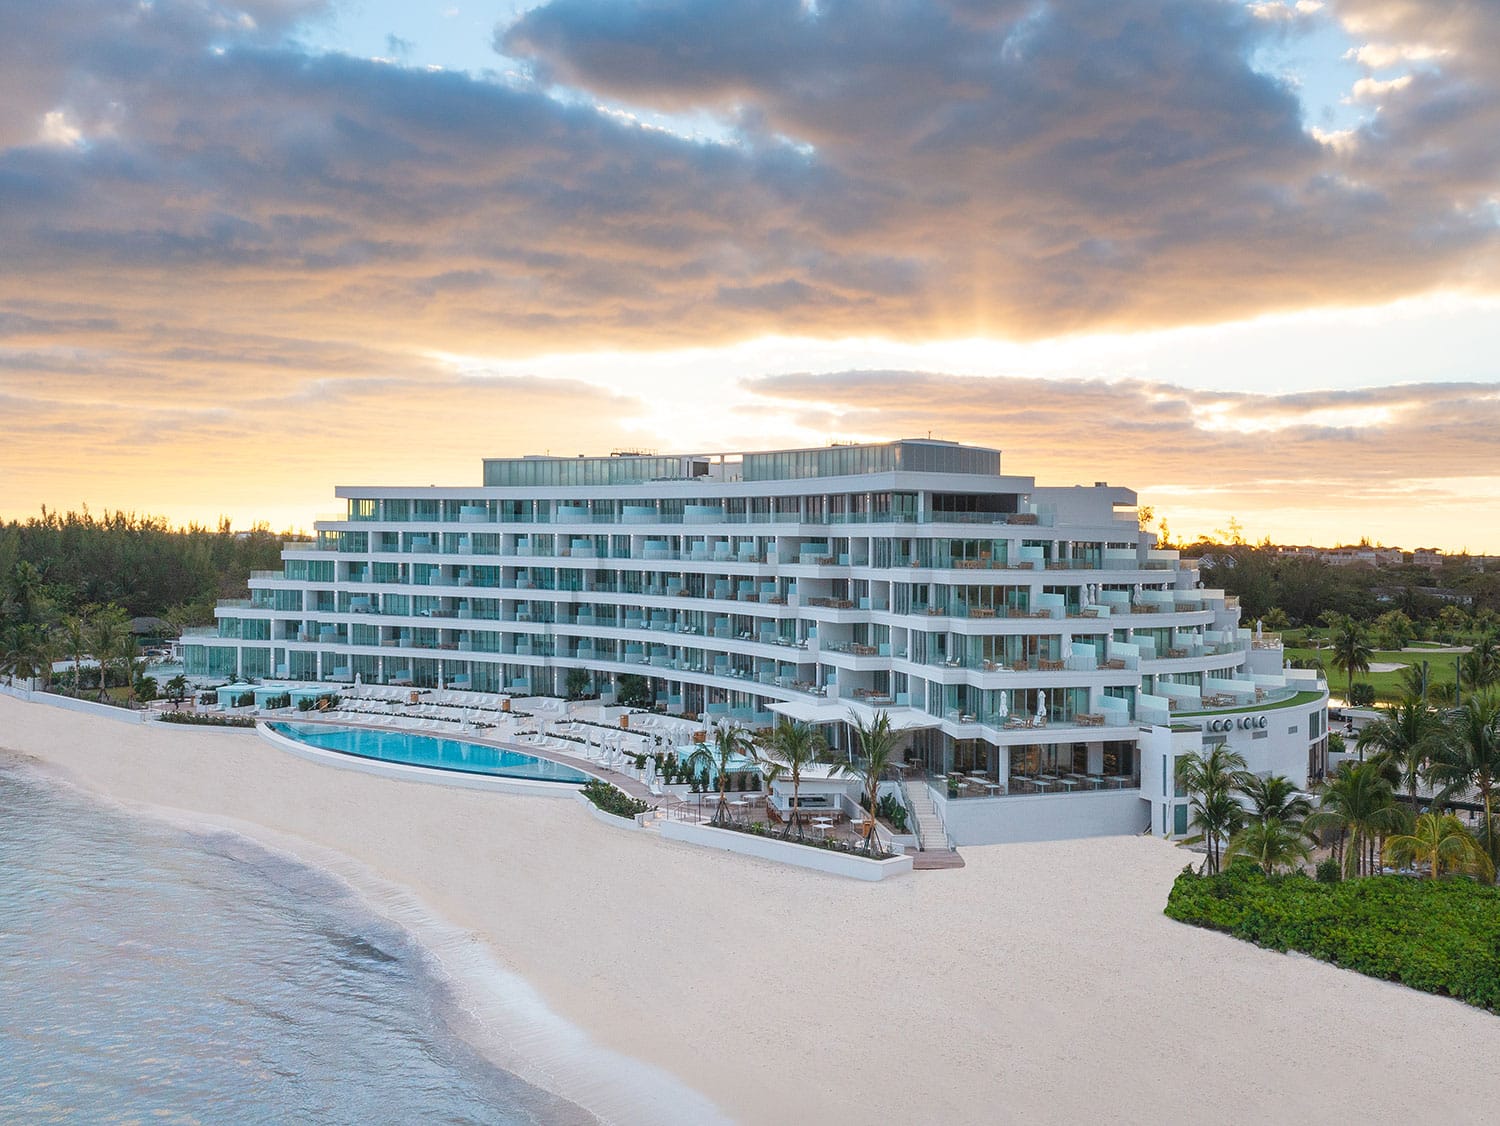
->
left=189, top=440, right=1329, bottom=845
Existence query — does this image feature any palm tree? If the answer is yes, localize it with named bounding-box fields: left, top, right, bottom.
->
left=1460, top=633, right=1500, bottom=694
left=59, top=608, right=93, bottom=697
left=1306, top=760, right=1406, bottom=878
left=1187, top=788, right=1245, bottom=875
left=1176, top=746, right=1248, bottom=874
left=687, top=721, right=753, bottom=826
left=1383, top=812, right=1494, bottom=881
left=5, top=560, right=50, bottom=626
left=165, top=673, right=190, bottom=707
left=1428, top=693, right=1500, bottom=874
left=0, top=622, right=50, bottom=687
left=832, top=710, right=904, bottom=854
left=86, top=606, right=129, bottom=701
left=757, top=719, right=828, bottom=839
left=1397, top=663, right=1429, bottom=703
left=1328, top=615, right=1372, bottom=705
left=1225, top=817, right=1311, bottom=876
left=1356, top=697, right=1444, bottom=806
left=1235, top=773, right=1312, bottom=826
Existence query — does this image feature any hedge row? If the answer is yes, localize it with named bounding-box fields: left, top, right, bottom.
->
left=1165, top=863, right=1500, bottom=1011
left=580, top=779, right=653, bottom=820
left=157, top=711, right=258, bottom=728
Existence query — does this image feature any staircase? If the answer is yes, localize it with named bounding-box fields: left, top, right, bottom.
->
left=902, top=778, right=965, bottom=869
left=903, top=778, right=947, bottom=849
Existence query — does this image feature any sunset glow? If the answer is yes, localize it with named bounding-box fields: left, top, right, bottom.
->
left=3, top=1, right=1498, bottom=549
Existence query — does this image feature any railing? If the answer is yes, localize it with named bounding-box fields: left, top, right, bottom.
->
left=899, top=776, right=926, bottom=851
left=946, top=773, right=1140, bottom=798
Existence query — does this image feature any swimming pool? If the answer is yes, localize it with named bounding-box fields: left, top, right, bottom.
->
left=268, top=723, right=593, bottom=785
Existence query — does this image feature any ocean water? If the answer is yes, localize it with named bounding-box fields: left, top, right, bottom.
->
left=0, top=758, right=594, bottom=1125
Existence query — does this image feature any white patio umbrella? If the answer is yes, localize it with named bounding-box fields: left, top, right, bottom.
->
left=998, top=691, right=1009, bottom=720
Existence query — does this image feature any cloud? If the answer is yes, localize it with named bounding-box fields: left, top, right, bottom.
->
left=744, top=370, right=1500, bottom=506
left=0, top=0, right=1495, bottom=362
left=1, top=0, right=1499, bottom=541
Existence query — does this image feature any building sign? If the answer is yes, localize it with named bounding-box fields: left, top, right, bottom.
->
left=1204, top=715, right=1268, bottom=733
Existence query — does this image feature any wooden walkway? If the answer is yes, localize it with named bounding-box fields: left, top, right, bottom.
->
left=911, top=849, right=966, bottom=870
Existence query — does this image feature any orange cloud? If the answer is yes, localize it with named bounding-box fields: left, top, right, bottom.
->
left=740, top=370, right=1500, bottom=550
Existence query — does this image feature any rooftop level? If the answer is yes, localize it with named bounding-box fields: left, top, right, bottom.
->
left=482, top=439, right=1002, bottom=489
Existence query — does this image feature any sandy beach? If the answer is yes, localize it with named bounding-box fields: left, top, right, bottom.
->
left=3, top=694, right=1497, bottom=1125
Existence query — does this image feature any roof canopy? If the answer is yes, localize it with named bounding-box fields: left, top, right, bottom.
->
left=768, top=699, right=940, bottom=732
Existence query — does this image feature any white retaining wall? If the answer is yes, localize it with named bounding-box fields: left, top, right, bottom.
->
left=936, top=789, right=1150, bottom=845
left=659, top=819, right=913, bottom=880
left=0, top=681, right=148, bottom=724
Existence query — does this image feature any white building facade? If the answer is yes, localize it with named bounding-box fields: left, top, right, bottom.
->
left=189, top=440, right=1329, bottom=844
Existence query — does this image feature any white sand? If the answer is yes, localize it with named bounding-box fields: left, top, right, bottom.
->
left=4, top=694, right=1497, bottom=1125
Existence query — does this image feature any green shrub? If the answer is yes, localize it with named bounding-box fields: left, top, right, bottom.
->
left=1349, top=682, right=1377, bottom=707
left=717, top=819, right=892, bottom=859
left=877, top=792, right=909, bottom=833
left=1165, top=864, right=1500, bottom=1011
left=581, top=779, right=652, bottom=820
left=1315, top=857, right=1342, bottom=884
left=158, top=712, right=257, bottom=728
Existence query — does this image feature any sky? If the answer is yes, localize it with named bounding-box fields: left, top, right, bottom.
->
left=1, top=0, right=1498, bottom=550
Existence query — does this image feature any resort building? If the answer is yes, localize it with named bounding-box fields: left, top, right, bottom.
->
left=189, top=440, right=1329, bottom=844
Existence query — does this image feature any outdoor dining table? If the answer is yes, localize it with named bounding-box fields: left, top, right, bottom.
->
left=1031, top=778, right=1054, bottom=791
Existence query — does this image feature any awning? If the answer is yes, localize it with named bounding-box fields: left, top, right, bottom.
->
left=767, top=699, right=941, bottom=732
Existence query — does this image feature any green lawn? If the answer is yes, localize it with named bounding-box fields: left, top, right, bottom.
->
left=1286, top=645, right=1463, bottom=703
left=1173, top=689, right=1326, bottom=717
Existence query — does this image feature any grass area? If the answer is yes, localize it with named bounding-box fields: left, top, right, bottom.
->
left=1286, top=645, right=1462, bottom=703
left=1173, top=689, right=1326, bottom=717
left=1165, top=864, right=1500, bottom=1012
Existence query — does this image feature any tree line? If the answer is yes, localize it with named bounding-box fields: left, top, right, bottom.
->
left=0, top=508, right=293, bottom=623
left=1, top=509, right=300, bottom=705
left=1186, top=542, right=1500, bottom=626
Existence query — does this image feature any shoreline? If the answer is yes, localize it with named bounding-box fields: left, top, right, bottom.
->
left=4, top=750, right=719, bottom=1126
left=4, top=694, right=1497, bottom=1124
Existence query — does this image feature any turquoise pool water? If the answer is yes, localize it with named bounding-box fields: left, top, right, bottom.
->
left=269, top=724, right=592, bottom=785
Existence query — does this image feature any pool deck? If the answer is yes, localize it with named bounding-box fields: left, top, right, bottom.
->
left=259, top=709, right=658, bottom=800
left=251, top=709, right=896, bottom=849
